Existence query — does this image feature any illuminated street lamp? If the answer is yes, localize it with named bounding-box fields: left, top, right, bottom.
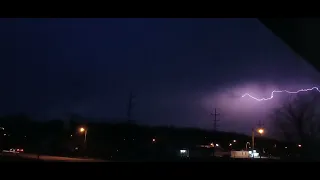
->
left=79, top=127, right=88, bottom=144
left=258, top=128, right=264, bottom=134
left=251, top=127, right=265, bottom=158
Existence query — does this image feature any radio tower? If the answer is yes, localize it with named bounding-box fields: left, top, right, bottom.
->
left=210, top=108, right=220, bottom=132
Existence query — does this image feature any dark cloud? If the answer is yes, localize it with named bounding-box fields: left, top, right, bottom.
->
left=0, top=18, right=318, bottom=135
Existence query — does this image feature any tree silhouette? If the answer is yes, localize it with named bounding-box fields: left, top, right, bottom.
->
left=271, top=93, right=320, bottom=160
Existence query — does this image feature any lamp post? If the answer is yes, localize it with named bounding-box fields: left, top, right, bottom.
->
left=251, top=127, right=264, bottom=158
left=246, top=142, right=250, bottom=150
left=79, top=127, right=87, bottom=155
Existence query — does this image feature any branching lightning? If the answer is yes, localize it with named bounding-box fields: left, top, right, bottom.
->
left=241, top=87, right=320, bottom=101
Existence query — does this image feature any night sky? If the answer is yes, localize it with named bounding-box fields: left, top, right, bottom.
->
left=0, top=18, right=319, bottom=135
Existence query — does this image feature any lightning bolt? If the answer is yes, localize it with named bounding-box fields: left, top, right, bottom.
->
left=241, top=87, right=320, bottom=101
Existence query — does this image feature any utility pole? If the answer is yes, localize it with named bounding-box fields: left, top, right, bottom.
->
left=210, top=108, right=220, bottom=132
left=257, top=120, right=264, bottom=129
left=256, top=120, right=264, bottom=158
left=127, top=91, right=135, bottom=123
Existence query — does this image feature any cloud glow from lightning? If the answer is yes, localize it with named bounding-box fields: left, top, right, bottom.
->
left=241, top=87, right=320, bottom=101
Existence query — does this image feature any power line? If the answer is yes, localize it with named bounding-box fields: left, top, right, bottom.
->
left=210, top=108, right=220, bottom=132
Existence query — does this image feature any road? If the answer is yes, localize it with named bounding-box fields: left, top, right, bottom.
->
left=2, top=151, right=107, bottom=162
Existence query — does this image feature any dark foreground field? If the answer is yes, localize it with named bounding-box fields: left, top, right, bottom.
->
left=140, top=156, right=303, bottom=162
left=0, top=155, right=41, bottom=162
left=0, top=153, right=300, bottom=162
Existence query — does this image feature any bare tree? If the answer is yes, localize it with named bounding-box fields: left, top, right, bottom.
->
left=271, top=93, right=320, bottom=160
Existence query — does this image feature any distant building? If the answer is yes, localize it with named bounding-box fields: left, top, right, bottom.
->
left=231, top=151, right=250, bottom=158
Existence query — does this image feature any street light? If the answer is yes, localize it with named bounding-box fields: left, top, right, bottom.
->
left=79, top=127, right=87, bottom=144
left=246, top=142, right=250, bottom=150
left=258, top=128, right=264, bottom=134
left=251, top=127, right=265, bottom=158
left=79, top=127, right=88, bottom=156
